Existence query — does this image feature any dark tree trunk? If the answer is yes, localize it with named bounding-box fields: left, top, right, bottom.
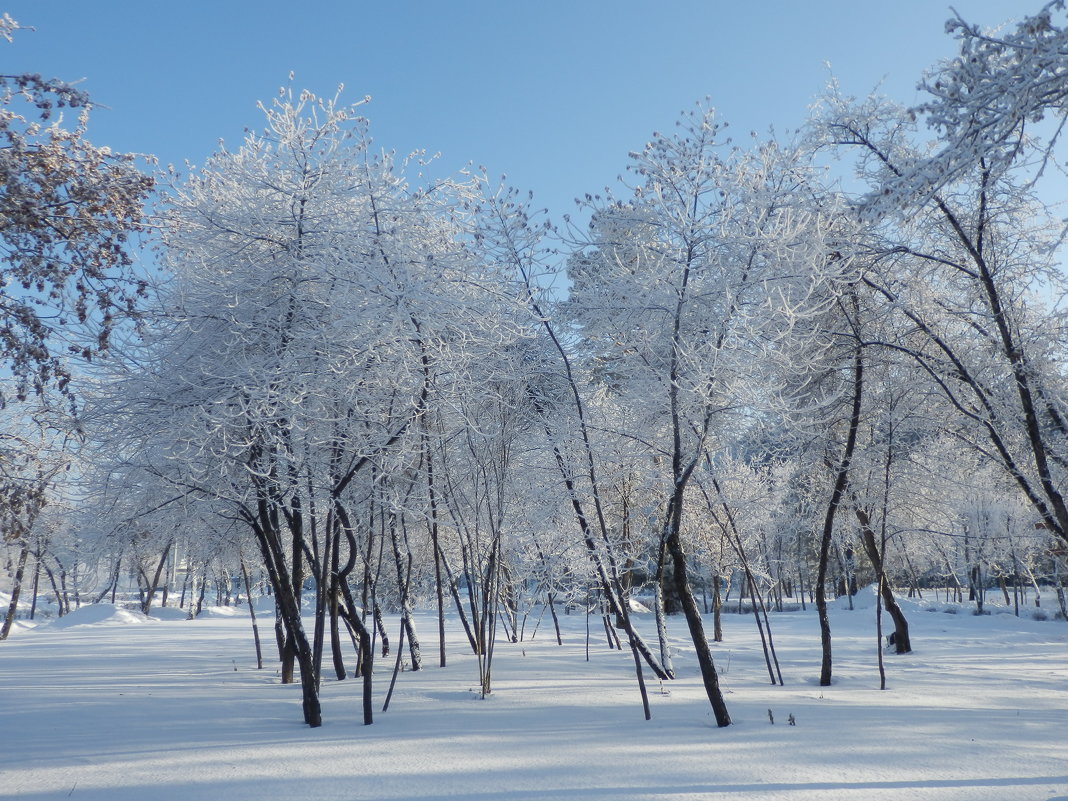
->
left=28, top=552, right=41, bottom=620
left=194, top=569, right=207, bottom=617
left=329, top=520, right=346, bottom=681
left=663, top=491, right=730, bottom=727
left=854, top=506, right=911, bottom=653
left=41, top=559, right=65, bottom=617
left=140, top=541, right=173, bottom=615
left=424, top=427, right=448, bottom=668
left=547, top=593, right=563, bottom=646
left=439, top=543, right=479, bottom=654
left=705, top=479, right=782, bottom=685
left=390, top=514, right=421, bottom=671
left=247, top=494, right=321, bottom=728
left=280, top=510, right=305, bottom=685
left=816, top=341, right=865, bottom=687
left=1, top=544, right=29, bottom=640
left=541, top=429, right=670, bottom=680
left=338, top=581, right=374, bottom=725
left=711, top=574, right=723, bottom=642
left=335, top=506, right=373, bottom=723
left=653, top=540, right=674, bottom=676
left=240, top=558, right=264, bottom=670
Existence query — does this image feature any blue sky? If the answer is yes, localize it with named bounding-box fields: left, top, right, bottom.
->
left=5, top=1, right=1026, bottom=225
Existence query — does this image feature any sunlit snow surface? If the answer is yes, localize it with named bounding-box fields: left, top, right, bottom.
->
left=1, top=592, right=1065, bottom=801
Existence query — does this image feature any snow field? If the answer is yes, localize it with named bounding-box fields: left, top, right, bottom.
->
left=0, top=595, right=1065, bottom=801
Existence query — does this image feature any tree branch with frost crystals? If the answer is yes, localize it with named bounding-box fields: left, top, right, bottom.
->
left=473, top=179, right=671, bottom=681
left=0, top=20, right=152, bottom=408
left=815, top=63, right=1068, bottom=548
left=86, top=85, right=532, bottom=725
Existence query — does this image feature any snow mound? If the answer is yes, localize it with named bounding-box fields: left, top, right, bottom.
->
left=196, top=605, right=246, bottom=618
left=628, top=597, right=651, bottom=614
left=831, top=584, right=925, bottom=613
left=830, top=584, right=874, bottom=610
left=149, top=606, right=191, bottom=621
left=5, top=619, right=38, bottom=635
left=36, top=603, right=155, bottom=630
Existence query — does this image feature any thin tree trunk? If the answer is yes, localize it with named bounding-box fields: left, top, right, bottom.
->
left=0, top=544, right=29, bottom=640
left=41, top=560, right=64, bottom=617
left=816, top=340, right=865, bottom=687
left=338, top=585, right=374, bottom=724
left=854, top=506, right=911, bottom=653
left=653, top=541, right=675, bottom=676
left=424, top=425, right=448, bottom=668
left=382, top=613, right=406, bottom=713
left=390, top=514, right=421, bottom=671
left=703, top=478, right=782, bottom=685
left=245, top=494, right=322, bottom=728
left=329, top=518, right=346, bottom=681
left=28, top=552, right=41, bottom=621
left=336, top=506, right=373, bottom=724
left=140, top=541, right=173, bottom=616
left=438, top=543, right=479, bottom=654
left=194, top=568, right=207, bottom=617
left=240, top=558, right=264, bottom=670
left=876, top=571, right=887, bottom=690
left=712, top=574, right=723, bottom=642
left=547, top=593, right=563, bottom=646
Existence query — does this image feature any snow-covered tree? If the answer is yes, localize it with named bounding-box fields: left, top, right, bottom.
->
left=815, top=78, right=1068, bottom=553
left=565, top=106, right=859, bottom=722
left=89, top=85, right=533, bottom=727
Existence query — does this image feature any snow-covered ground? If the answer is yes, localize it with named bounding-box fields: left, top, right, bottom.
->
left=1, top=591, right=1065, bottom=801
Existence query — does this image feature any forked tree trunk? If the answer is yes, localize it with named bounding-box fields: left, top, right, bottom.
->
left=246, top=494, right=321, bottom=728
left=328, top=524, right=347, bottom=681
left=334, top=507, right=373, bottom=723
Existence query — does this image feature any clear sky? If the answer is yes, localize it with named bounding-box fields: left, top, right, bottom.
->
left=4, top=1, right=1028, bottom=226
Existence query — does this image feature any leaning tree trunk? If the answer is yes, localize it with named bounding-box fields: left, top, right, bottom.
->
left=240, top=557, right=264, bottom=669
left=328, top=518, right=347, bottom=681
left=246, top=495, right=321, bottom=728
left=854, top=506, right=911, bottom=653
left=0, top=543, right=29, bottom=640
left=816, top=341, right=865, bottom=687
left=390, top=514, right=421, bottom=671
left=652, top=540, right=675, bottom=677
left=279, top=510, right=305, bottom=685
left=335, top=504, right=374, bottom=724
left=662, top=489, right=731, bottom=727
left=140, top=540, right=173, bottom=615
